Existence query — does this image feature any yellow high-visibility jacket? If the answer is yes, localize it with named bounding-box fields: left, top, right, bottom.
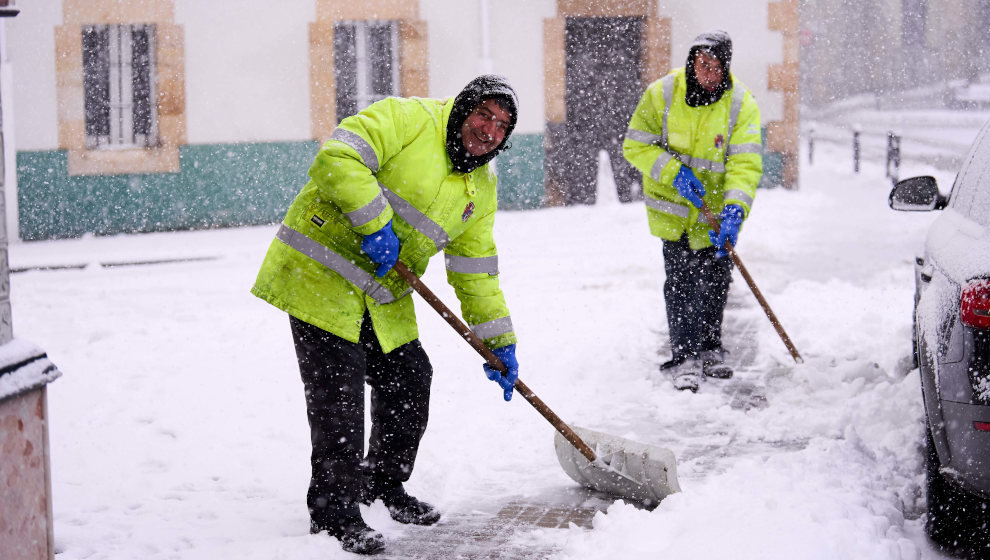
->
left=251, top=96, right=515, bottom=353
left=623, top=68, right=763, bottom=249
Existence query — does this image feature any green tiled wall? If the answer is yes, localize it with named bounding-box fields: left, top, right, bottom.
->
left=15, top=133, right=777, bottom=240
left=758, top=128, right=783, bottom=189
left=15, top=134, right=547, bottom=241
left=16, top=141, right=318, bottom=241
left=495, top=133, right=545, bottom=210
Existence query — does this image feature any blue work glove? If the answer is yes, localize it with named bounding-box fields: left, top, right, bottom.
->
left=672, top=165, right=706, bottom=208
left=708, top=204, right=745, bottom=258
left=483, top=344, right=519, bottom=402
left=361, top=219, right=399, bottom=277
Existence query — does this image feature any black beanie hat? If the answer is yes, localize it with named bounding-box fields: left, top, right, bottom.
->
left=446, top=74, right=519, bottom=173
left=685, top=30, right=733, bottom=107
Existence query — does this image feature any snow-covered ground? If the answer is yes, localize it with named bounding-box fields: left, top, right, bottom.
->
left=9, top=127, right=973, bottom=558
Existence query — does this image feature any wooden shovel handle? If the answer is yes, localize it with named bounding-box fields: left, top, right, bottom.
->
left=700, top=204, right=803, bottom=363
left=392, top=261, right=598, bottom=462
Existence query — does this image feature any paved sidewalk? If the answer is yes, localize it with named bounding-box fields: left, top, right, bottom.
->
left=380, top=493, right=610, bottom=559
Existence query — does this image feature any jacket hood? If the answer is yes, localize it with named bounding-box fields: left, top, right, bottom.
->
left=685, top=30, right=733, bottom=107
left=445, top=74, right=519, bottom=173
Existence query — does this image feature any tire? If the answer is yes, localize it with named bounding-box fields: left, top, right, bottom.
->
left=925, top=425, right=990, bottom=556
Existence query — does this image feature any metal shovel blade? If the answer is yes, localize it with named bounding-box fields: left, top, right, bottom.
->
left=554, top=425, right=680, bottom=508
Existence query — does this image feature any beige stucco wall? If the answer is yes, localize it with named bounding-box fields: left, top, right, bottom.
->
left=55, top=0, right=185, bottom=175
left=309, top=0, right=428, bottom=142
left=13, top=0, right=798, bottom=184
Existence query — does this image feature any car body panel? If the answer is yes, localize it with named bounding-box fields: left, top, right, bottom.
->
left=919, top=334, right=951, bottom=463
left=892, top=118, right=990, bottom=504
left=940, top=399, right=990, bottom=499
left=916, top=210, right=990, bottom=499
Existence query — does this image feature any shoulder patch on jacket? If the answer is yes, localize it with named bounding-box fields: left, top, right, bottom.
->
left=462, top=201, right=475, bottom=222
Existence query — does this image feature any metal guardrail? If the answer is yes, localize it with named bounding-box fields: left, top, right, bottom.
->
left=805, top=122, right=970, bottom=182
left=886, top=132, right=901, bottom=183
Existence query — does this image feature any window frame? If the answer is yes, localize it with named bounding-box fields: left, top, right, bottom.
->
left=82, top=23, right=160, bottom=150
left=333, top=20, right=400, bottom=122
left=55, top=0, right=185, bottom=177
left=949, top=120, right=990, bottom=223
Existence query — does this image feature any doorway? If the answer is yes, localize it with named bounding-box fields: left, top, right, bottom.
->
left=563, top=16, right=643, bottom=204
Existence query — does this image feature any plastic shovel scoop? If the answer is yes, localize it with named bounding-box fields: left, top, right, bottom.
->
left=554, top=425, right=680, bottom=508
left=393, top=262, right=680, bottom=507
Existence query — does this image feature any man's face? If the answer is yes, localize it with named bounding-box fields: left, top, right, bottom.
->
left=693, top=50, right=723, bottom=92
left=461, top=98, right=512, bottom=157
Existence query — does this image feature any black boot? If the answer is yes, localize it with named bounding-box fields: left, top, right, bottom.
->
left=699, top=349, right=733, bottom=379
left=368, top=482, right=441, bottom=526
left=312, top=512, right=385, bottom=555
left=659, top=355, right=687, bottom=370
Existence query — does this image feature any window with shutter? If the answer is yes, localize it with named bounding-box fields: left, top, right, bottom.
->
left=333, top=21, right=399, bottom=122
left=82, top=24, right=158, bottom=149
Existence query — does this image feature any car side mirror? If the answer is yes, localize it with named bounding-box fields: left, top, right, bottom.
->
left=888, top=176, right=947, bottom=211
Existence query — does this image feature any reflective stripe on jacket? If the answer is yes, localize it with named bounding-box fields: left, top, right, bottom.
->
left=251, top=96, right=515, bottom=353
left=623, top=68, right=763, bottom=249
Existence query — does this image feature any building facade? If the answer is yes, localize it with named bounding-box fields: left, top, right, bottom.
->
left=9, top=0, right=798, bottom=241
left=800, top=0, right=990, bottom=107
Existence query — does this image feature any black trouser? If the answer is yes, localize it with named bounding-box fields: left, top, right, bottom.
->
left=289, top=314, right=432, bottom=526
left=565, top=132, right=641, bottom=204
left=662, top=234, right=734, bottom=361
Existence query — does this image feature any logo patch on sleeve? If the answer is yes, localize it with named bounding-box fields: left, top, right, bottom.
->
left=311, top=215, right=325, bottom=227
left=462, top=202, right=475, bottom=222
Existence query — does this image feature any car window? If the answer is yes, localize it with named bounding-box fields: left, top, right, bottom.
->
left=967, top=178, right=990, bottom=227
left=950, top=119, right=990, bottom=226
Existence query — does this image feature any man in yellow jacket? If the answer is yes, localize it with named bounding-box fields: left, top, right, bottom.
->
left=623, top=31, right=763, bottom=393
left=252, top=75, right=521, bottom=555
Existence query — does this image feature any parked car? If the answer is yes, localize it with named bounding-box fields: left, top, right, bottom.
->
left=888, top=121, right=990, bottom=554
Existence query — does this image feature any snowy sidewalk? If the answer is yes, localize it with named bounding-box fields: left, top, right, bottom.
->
left=377, top=496, right=605, bottom=560
left=9, top=144, right=958, bottom=559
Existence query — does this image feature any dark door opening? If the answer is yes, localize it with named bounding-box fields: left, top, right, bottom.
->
left=562, top=16, right=643, bottom=204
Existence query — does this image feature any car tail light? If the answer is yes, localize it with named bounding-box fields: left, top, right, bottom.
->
left=976, top=421, right=990, bottom=432
left=961, top=279, right=990, bottom=329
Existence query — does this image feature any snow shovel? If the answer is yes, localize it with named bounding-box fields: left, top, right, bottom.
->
left=698, top=201, right=803, bottom=363
left=657, top=142, right=803, bottom=363
left=393, top=261, right=680, bottom=507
